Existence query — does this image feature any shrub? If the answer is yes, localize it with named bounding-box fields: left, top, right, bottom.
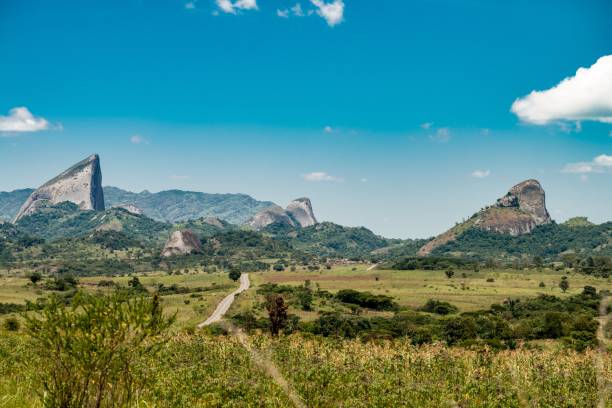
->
left=335, top=289, right=398, bottom=311
left=418, top=299, right=458, bottom=315
left=3, top=317, right=19, bottom=331
left=24, top=291, right=174, bottom=407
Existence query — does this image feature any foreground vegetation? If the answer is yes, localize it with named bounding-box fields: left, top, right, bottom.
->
left=1, top=328, right=610, bottom=407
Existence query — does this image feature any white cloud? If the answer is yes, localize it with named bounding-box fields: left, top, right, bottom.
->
left=0, top=107, right=49, bottom=133
left=130, top=135, right=148, bottom=145
left=185, top=1, right=196, bottom=9
left=563, top=154, right=612, bottom=174
left=216, top=0, right=257, bottom=14
left=511, top=55, right=612, bottom=125
left=277, top=9, right=289, bottom=18
left=323, top=125, right=334, bottom=133
left=420, top=122, right=434, bottom=130
left=303, top=172, right=343, bottom=182
left=471, top=169, right=491, bottom=178
left=310, top=0, right=344, bottom=26
left=429, top=127, right=451, bottom=143
left=594, top=154, right=612, bottom=167
left=291, top=3, right=304, bottom=16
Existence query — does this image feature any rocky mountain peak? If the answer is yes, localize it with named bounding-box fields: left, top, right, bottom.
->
left=247, top=197, right=319, bottom=230
left=495, top=179, right=551, bottom=224
left=286, top=197, right=318, bottom=228
left=161, top=229, right=201, bottom=257
left=418, top=179, right=552, bottom=256
left=13, top=154, right=105, bottom=223
left=247, top=206, right=296, bottom=230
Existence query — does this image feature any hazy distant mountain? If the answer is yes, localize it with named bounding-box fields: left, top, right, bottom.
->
left=1, top=185, right=277, bottom=226
left=0, top=189, right=34, bottom=222
left=103, top=186, right=276, bottom=225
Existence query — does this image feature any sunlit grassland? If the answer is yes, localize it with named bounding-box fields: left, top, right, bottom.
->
left=234, top=265, right=612, bottom=318
left=0, top=271, right=239, bottom=329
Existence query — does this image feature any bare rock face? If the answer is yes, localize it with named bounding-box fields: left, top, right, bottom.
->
left=286, top=197, right=318, bottom=227
left=161, top=229, right=201, bottom=257
left=114, top=204, right=143, bottom=215
left=418, top=179, right=552, bottom=256
left=494, top=179, right=551, bottom=226
left=247, top=206, right=296, bottom=230
left=247, top=197, right=319, bottom=230
left=202, top=217, right=224, bottom=229
left=13, top=154, right=105, bottom=223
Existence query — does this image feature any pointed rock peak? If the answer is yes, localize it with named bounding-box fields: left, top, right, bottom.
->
left=286, top=197, right=318, bottom=228
left=247, top=205, right=296, bottom=230
left=13, top=154, right=105, bottom=223
left=495, top=179, right=551, bottom=224
left=161, top=229, right=201, bottom=257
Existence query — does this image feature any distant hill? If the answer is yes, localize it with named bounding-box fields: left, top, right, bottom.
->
left=419, top=179, right=552, bottom=256
left=431, top=222, right=612, bottom=260
left=15, top=202, right=172, bottom=246
left=261, top=221, right=420, bottom=259
left=0, top=189, right=34, bottom=222
left=103, top=186, right=276, bottom=225
left=563, top=217, right=595, bottom=227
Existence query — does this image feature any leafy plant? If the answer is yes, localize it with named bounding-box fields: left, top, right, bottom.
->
left=24, top=291, right=174, bottom=408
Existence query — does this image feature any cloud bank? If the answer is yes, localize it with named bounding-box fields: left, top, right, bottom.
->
left=216, top=0, right=257, bottom=14
left=511, top=55, right=612, bottom=124
left=563, top=154, right=612, bottom=174
left=0, top=107, right=49, bottom=133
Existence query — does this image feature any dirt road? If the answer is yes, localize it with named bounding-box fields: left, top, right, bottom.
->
left=197, top=273, right=250, bottom=328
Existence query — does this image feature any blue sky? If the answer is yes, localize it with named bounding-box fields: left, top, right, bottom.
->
left=1, top=0, right=611, bottom=238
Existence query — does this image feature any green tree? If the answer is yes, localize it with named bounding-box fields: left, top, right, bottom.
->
left=25, top=291, right=174, bottom=408
left=28, top=272, right=42, bottom=285
left=228, top=268, right=241, bottom=282
left=445, top=270, right=455, bottom=279
left=559, top=277, right=569, bottom=293
left=265, top=294, right=288, bottom=336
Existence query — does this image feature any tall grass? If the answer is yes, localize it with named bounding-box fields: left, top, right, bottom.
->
left=1, top=331, right=609, bottom=407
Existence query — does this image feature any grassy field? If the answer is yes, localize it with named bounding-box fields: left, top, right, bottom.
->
left=230, top=264, right=612, bottom=321
left=0, top=271, right=239, bottom=329
left=3, top=264, right=611, bottom=328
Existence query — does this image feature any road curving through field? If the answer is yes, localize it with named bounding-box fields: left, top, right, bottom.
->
left=197, top=273, right=250, bottom=328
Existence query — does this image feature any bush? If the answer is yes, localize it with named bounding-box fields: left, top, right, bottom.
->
left=24, top=291, right=174, bottom=407
left=335, top=289, right=398, bottom=311
left=418, top=299, right=458, bottom=315
left=3, top=317, right=19, bottom=331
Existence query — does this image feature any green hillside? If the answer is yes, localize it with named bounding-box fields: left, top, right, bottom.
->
left=103, top=186, right=276, bottom=224
left=432, top=222, right=612, bottom=261
left=15, top=202, right=172, bottom=246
